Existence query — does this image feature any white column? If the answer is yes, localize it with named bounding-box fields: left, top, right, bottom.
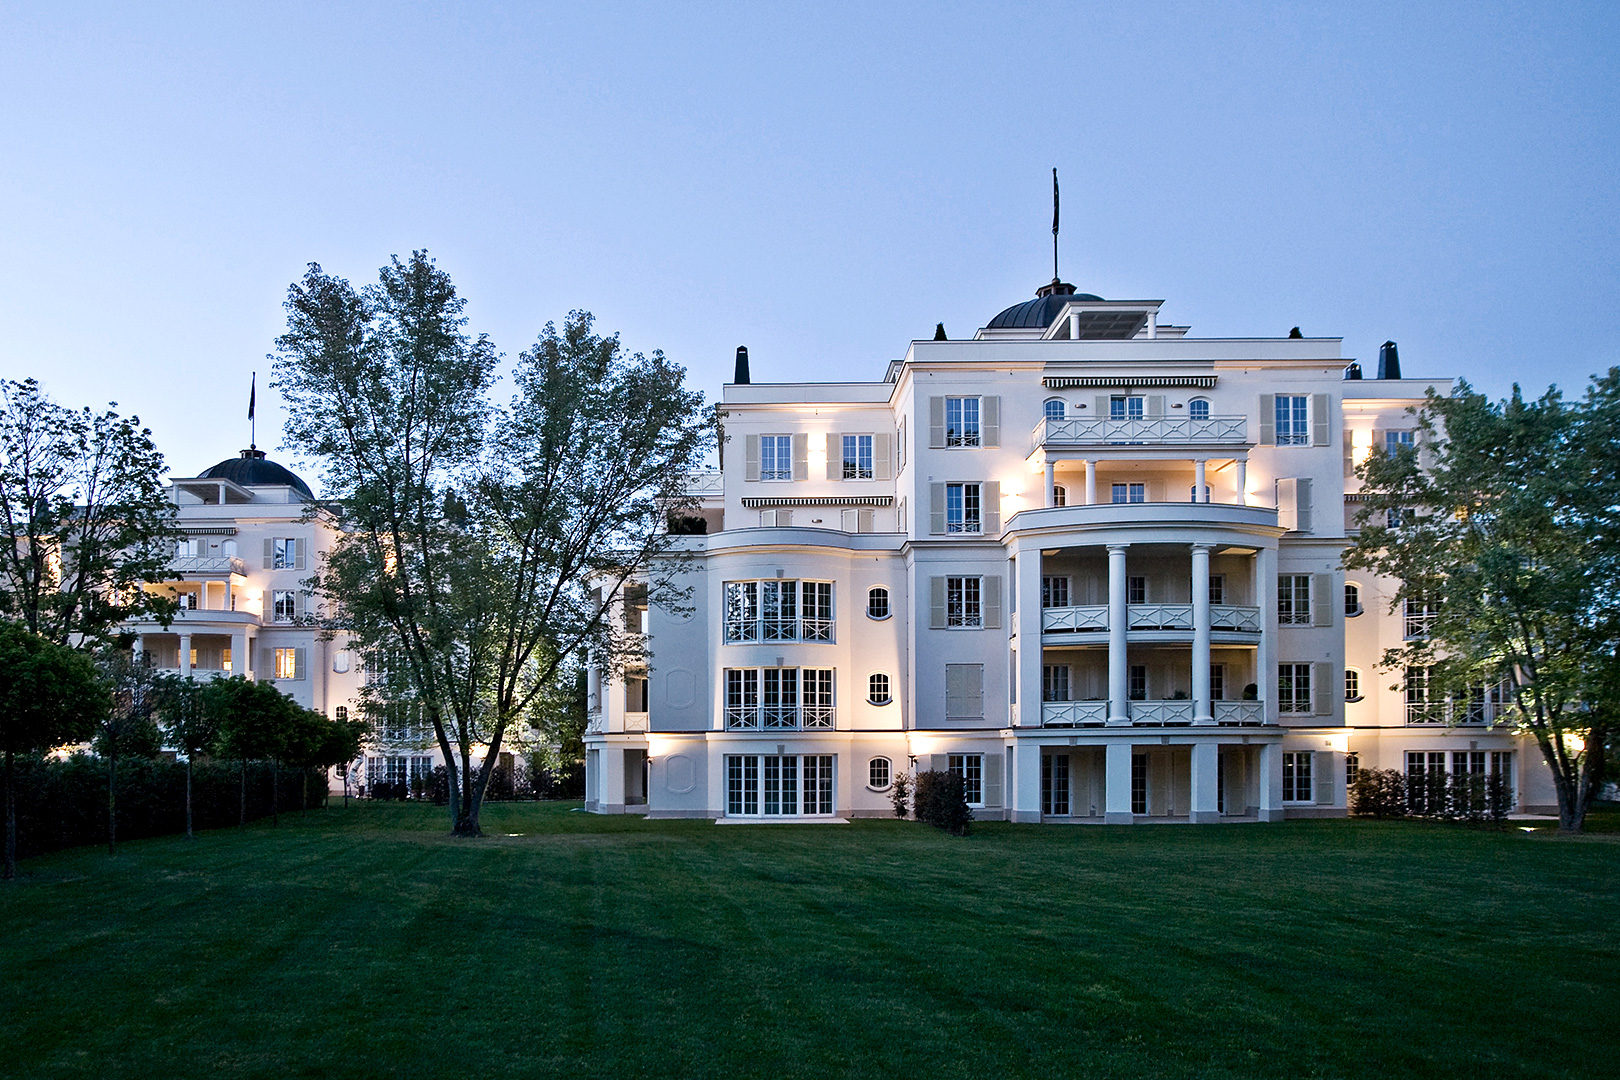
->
left=178, top=632, right=192, bottom=677
left=1014, top=542, right=1045, bottom=727
left=601, top=743, right=627, bottom=814
left=1190, top=741, right=1220, bottom=823
left=1044, top=461, right=1055, bottom=508
left=1104, top=741, right=1134, bottom=823
left=232, top=629, right=248, bottom=678
left=1107, top=544, right=1130, bottom=724
left=1194, top=459, right=1208, bottom=503
left=1192, top=543, right=1214, bottom=724
left=1069, top=311, right=1081, bottom=339
left=1146, top=310, right=1158, bottom=339
left=1258, top=741, right=1284, bottom=821
left=1012, top=742, right=1043, bottom=824
left=1084, top=459, right=1097, bottom=506
left=1257, top=545, right=1278, bottom=724
left=1235, top=458, right=1248, bottom=506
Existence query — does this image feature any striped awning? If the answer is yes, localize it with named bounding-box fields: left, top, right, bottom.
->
left=1043, top=375, right=1217, bottom=389
left=179, top=526, right=239, bottom=535
left=742, top=496, right=893, bottom=508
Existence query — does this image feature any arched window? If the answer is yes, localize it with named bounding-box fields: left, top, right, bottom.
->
left=1344, top=582, right=1363, bottom=616
left=1344, top=668, right=1363, bottom=702
left=1053, top=485, right=1067, bottom=507
left=1043, top=398, right=1066, bottom=422
left=1189, top=398, right=1211, bottom=420
left=867, top=587, right=890, bottom=619
left=868, top=673, right=892, bottom=705
left=868, top=757, right=892, bottom=789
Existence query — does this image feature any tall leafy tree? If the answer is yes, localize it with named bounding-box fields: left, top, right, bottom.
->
left=273, top=252, right=712, bottom=836
left=0, top=622, right=107, bottom=879
left=154, top=674, right=216, bottom=839
left=0, top=379, right=181, bottom=647
left=1345, top=372, right=1620, bottom=831
left=205, top=675, right=297, bottom=827
left=93, top=649, right=164, bottom=854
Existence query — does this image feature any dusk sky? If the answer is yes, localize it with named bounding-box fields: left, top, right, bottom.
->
left=3, top=2, right=1616, bottom=491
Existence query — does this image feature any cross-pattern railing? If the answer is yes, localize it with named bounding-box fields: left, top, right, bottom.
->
left=624, top=712, right=649, bottom=732
left=1034, top=415, right=1248, bottom=448
left=1041, top=604, right=1262, bottom=634
left=170, top=555, right=247, bottom=575
left=1041, top=605, right=1109, bottom=632
left=1214, top=701, right=1266, bottom=725
left=725, top=706, right=836, bottom=730
left=1210, top=605, right=1262, bottom=632
left=1127, top=604, right=1194, bottom=630
left=1041, top=700, right=1109, bottom=726
left=1129, top=701, right=1196, bottom=725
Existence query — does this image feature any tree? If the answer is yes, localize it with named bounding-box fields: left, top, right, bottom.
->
left=93, top=648, right=164, bottom=854
left=204, top=675, right=297, bottom=827
left=154, top=674, right=216, bottom=839
left=0, top=379, right=181, bottom=647
left=1345, top=372, right=1620, bottom=832
left=272, top=252, right=713, bottom=836
left=0, top=622, right=107, bottom=878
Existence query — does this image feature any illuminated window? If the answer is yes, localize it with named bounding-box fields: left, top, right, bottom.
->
left=274, top=648, right=298, bottom=680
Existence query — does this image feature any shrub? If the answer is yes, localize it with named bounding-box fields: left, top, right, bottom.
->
left=1350, top=768, right=1406, bottom=819
left=889, top=771, right=911, bottom=819
left=913, top=770, right=971, bottom=836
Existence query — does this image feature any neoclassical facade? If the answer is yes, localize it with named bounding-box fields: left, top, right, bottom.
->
left=584, top=282, right=1555, bottom=821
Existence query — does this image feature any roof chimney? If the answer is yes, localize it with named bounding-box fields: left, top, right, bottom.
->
left=1377, top=341, right=1401, bottom=380
left=934, top=322, right=947, bottom=341
left=1343, top=361, right=1363, bottom=380
left=733, top=346, right=750, bottom=385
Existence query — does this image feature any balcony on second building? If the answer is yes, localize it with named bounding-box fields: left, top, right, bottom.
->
left=1032, top=412, right=1248, bottom=452
left=1040, top=601, right=1261, bottom=642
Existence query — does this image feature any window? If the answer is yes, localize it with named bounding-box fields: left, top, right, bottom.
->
left=866, top=587, right=890, bottom=620
left=1278, top=663, right=1313, bottom=713
left=1345, top=668, right=1362, bottom=701
left=1040, top=575, right=1069, bottom=609
left=1042, top=753, right=1070, bottom=816
left=1405, top=751, right=1448, bottom=814
left=1128, top=664, right=1148, bottom=701
left=1282, top=751, right=1313, bottom=802
left=842, top=434, right=874, bottom=480
left=1052, top=484, right=1067, bottom=507
left=1111, top=482, right=1145, bottom=504
left=1344, top=582, right=1362, bottom=616
left=1131, top=753, right=1147, bottom=814
left=1110, top=395, right=1144, bottom=419
left=760, top=434, right=792, bottom=480
left=1210, top=664, right=1226, bottom=701
left=945, top=576, right=982, bottom=628
left=723, top=580, right=834, bottom=642
left=272, top=589, right=296, bottom=623
left=945, top=664, right=984, bottom=719
left=1278, top=575, right=1311, bottom=625
left=868, top=673, right=891, bottom=705
left=274, top=648, right=298, bottom=680
left=1043, top=399, right=1066, bottom=421
left=1405, top=665, right=1437, bottom=724
left=177, top=538, right=200, bottom=557
left=726, top=754, right=834, bottom=816
left=1188, top=398, right=1211, bottom=419
left=724, top=668, right=836, bottom=729
left=1386, top=507, right=1413, bottom=529
left=1208, top=575, right=1225, bottom=605
left=945, top=482, right=982, bottom=533
left=335, top=706, right=349, bottom=723
left=1275, top=395, right=1309, bottom=446
left=868, top=757, right=891, bottom=790
left=272, top=537, right=297, bottom=569
left=948, top=753, right=983, bottom=805
left=1404, top=596, right=1437, bottom=639
left=1345, top=751, right=1360, bottom=790
left=1189, top=484, right=1211, bottom=502
left=1127, top=576, right=1147, bottom=605
left=1385, top=430, right=1415, bottom=454
left=944, top=397, right=981, bottom=447
left=1042, top=664, right=1070, bottom=702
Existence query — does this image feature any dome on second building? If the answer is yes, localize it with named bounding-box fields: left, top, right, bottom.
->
left=987, top=281, right=1104, bottom=330
left=199, top=449, right=313, bottom=498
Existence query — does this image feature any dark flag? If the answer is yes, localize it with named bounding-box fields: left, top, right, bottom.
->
left=248, top=372, right=256, bottom=421
left=1052, top=167, right=1059, bottom=236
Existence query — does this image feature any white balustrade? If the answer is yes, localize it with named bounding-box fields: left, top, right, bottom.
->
left=1041, top=700, right=1109, bottom=726
left=170, top=555, right=248, bottom=575
left=1210, top=605, right=1262, bottom=632
left=1041, top=605, right=1109, bottom=632
left=1033, top=415, right=1248, bottom=449
left=725, top=706, right=835, bottom=731
left=1129, top=701, right=1196, bottom=725
left=1127, top=604, right=1194, bottom=630
left=1214, top=701, right=1267, bottom=725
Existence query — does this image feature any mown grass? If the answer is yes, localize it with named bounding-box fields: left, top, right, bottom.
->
left=2, top=803, right=1617, bottom=1080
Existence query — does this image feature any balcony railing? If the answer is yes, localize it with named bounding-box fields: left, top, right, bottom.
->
left=1214, top=701, right=1267, bottom=725
left=170, top=555, right=247, bottom=575
left=725, top=617, right=834, bottom=644
left=1041, top=700, right=1108, bottom=726
left=1040, top=700, right=1268, bottom=726
left=725, top=705, right=835, bottom=730
left=1041, top=604, right=1261, bottom=634
left=682, top=470, right=725, bottom=496
left=1128, top=701, right=1195, bottom=725
left=624, top=712, right=649, bottom=732
left=1034, top=415, right=1248, bottom=449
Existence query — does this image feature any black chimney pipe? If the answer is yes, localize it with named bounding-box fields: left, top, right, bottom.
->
left=1377, top=341, right=1401, bottom=380
left=734, top=346, right=750, bottom=385
left=1343, top=361, right=1362, bottom=380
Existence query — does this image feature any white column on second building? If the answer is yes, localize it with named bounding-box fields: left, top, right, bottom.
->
left=1194, top=459, right=1208, bottom=503
left=1084, top=460, right=1097, bottom=506
left=1191, top=543, right=1214, bottom=724
left=1258, top=741, right=1285, bottom=821
left=1235, top=458, right=1248, bottom=506
left=1189, top=741, right=1220, bottom=823
left=179, top=632, right=192, bottom=677
left=1107, top=544, right=1130, bottom=724
left=1257, top=544, right=1278, bottom=722
left=232, top=629, right=248, bottom=678
left=1104, top=741, right=1134, bottom=823
left=1044, top=461, right=1056, bottom=508
left=1013, top=541, right=1045, bottom=729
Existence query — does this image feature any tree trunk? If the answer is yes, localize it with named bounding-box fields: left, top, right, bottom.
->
left=106, top=751, right=118, bottom=856
left=270, top=758, right=279, bottom=826
left=239, top=757, right=247, bottom=827
left=3, top=749, right=16, bottom=881
left=184, top=757, right=194, bottom=839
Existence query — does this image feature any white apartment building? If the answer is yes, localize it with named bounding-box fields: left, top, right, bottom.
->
left=584, top=281, right=1556, bottom=822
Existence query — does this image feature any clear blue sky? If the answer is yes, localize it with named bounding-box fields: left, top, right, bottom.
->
left=3, top=2, right=1616, bottom=489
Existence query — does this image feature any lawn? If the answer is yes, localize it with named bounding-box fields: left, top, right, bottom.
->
left=2, top=804, right=1617, bottom=1080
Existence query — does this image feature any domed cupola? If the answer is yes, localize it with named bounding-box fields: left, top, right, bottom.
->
left=986, top=280, right=1106, bottom=331
left=199, top=448, right=313, bottom=499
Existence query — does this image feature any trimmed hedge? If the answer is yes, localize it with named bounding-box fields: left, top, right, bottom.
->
left=1350, top=767, right=1512, bottom=825
left=5, top=753, right=326, bottom=860
left=914, top=770, right=972, bottom=835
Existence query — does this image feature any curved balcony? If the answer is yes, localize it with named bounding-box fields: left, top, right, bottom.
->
left=1041, top=603, right=1261, bottom=640
left=1039, top=699, right=1272, bottom=727
left=169, top=554, right=248, bottom=575
left=1033, top=415, right=1248, bottom=451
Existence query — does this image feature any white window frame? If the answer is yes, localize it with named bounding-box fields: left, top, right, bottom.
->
left=842, top=434, right=874, bottom=480
left=273, top=647, right=298, bottom=680
left=945, top=576, right=982, bottom=629
left=1041, top=664, right=1070, bottom=702
left=1278, top=574, right=1311, bottom=625
left=945, top=482, right=982, bottom=533
left=1275, top=395, right=1309, bottom=446
left=867, top=673, right=891, bottom=705
left=1278, top=663, right=1313, bottom=714
left=1208, top=574, right=1225, bottom=605
left=947, top=753, right=983, bottom=806
left=726, top=754, right=835, bottom=817
left=1345, top=667, right=1362, bottom=702
left=1109, top=395, right=1144, bottom=420
left=866, top=587, right=890, bottom=620
left=723, top=580, right=834, bottom=643
left=272, top=589, right=296, bottom=624
left=1111, top=482, right=1146, bottom=504
left=944, top=396, right=981, bottom=447
left=1043, top=398, right=1066, bottom=421
left=1040, top=575, right=1069, bottom=609
left=1188, top=397, right=1211, bottom=419
left=1344, top=582, right=1363, bottom=616
left=272, top=537, right=297, bottom=570
left=867, top=757, right=892, bottom=791
left=759, top=434, right=792, bottom=481
left=1282, top=751, right=1313, bottom=802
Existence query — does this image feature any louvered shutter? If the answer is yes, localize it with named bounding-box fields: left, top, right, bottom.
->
left=792, top=434, right=809, bottom=480
left=981, top=480, right=1000, bottom=534
left=929, top=577, right=946, bottom=629
left=944, top=667, right=964, bottom=716
left=983, top=753, right=1004, bottom=808
left=1343, top=429, right=1355, bottom=477
left=263, top=538, right=274, bottom=569
left=295, top=647, right=307, bottom=681
left=1313, top=662, right=1334, bottom=716
left=981, top=576, right=1001, bottom=629
left=1147, top=395, right=1166, bottom=417
left=1296, top=478, right=1312, bottom=533
left=745, top=435, right=761, bottom=481
left=965, top=665, right=984, bottom=717
left=840, top=509, right=858, bottom=532
left=1095, top=395, right=1110, bottom=418
left=981, top=396, right=1000, bottom=447
left=929, top=483, right=946, bottom=535
left=825, top=434, right=840, bottom=480
left=260, top=648, right=274, bottom=678
left=1276, top=477, right=1298, bottom=531
left=873, top=434, right=892, bottom=480
left=1311, top=574, right=1332, bottom=627
left=1259, top=395, right=1275, bottom=444
left=1315, top=752, right=1335, bottom=804
left=858, top=509, right=875, bottom=532
left=1312, top=395, right=1330, bottom=446
left=929, top=397, right=946, bottom=448
left=295, top=538, right=307, bottom=570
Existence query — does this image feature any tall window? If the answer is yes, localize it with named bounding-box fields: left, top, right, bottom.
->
left=1131, top=753, right=1147, bottom=814
left=1052, top=485, right=1067, bottom=507
left=1345, top=751, right=1360, bottom=790
left=1042, top=753, right=1070, bottom=817
left=1043, top=399, right=1066, bottom=421
left=866, top=587, right=890, bottom=619
left=274, top=648, right=298, bottom=680
left=1278, top=575, right=1311, bottom=625
left=1405, top=665, right=1437, bottom=723
left=1278, top=663, right=1313, bottom=713
left=947, top=754, right=983, bottom=805
left=1275, top=395, right=1309, bottom=445
left=727, top=754, right=834, bottom=816
left=272, top=537, right=297, bottom=569
left=867, top=673, right=891, bottom=705
left=1042, top=664, right=1070, bottom=702
left=1404, top=596, right=1437, bottom=639
left=1344, top=582, right=1362, bottom=616
left=1210, top=664, right=1226, bottom=701
left=1208, top=575, right=1225, bottom=605
left=946, top=576, right=982, bottom=628
left=1282, top=751, right=1313, bottom=802
left=1385, top=430, right=1415, bottom=454
left=1040, top=575, right=1069, bottom=609
left=272, top=589, right=296, bottom=623
left=1188, top=398, right=1211, bottom=419
left=944, top=397, right=981, bottom=447
left=945, top=482, right=982, bottom=532
left=1128, top=665, right=1148, bottom=701
left=1109, top=395, right=1145, bottom=419
left=1127, top=576, right=1147, bottom=605
left=842, top=434, right=874, bottom=479
left=724, top=580, right=834, bottom=642
left=1111, top=482, right=1145, bottom=504
left=760, top=434, right=792, bottom=480
left=725, top=668, right=835, bottom=729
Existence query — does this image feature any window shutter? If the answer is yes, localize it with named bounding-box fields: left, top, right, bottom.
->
left=1095, top=395, right=1110, bottom=417
left=1259, top=395, right=1275, bottom=444
left=745, top=435, right=760, bottom=481
left=295, top=647, right=308, bottom=681
left=982, top=575, right=1001, bottom=629
left=1315, top=752, right=1335, bottom=804
left=858, top=509, right=875, bottom=533
left=944, top=666, right=963, bottom=716
left=965, top=665, right=984, bottom=717
left=263, top=538, right=274, bottom=569
left=1276, top=477, right=1298, bottom=531
left=929, top=483, right=945, bottom=535
left=295, top=538, right=308, bottom=570
left=1418, top=427, right=1436, bottom=470
left=981, top=480, right=1000, bottom=534
left=1343, top=428, right=1355, bottom=477
left=826, top=434, right=840, bottom=480
left=792, top=433, right=809, bottom=480
left=929, top=397, right=946, bottom=448
left=1372, top=428, right=1386, bottom=456
left=1147, top=395, right=1166, bottom=417
left=841, top=509, right=859, bottom=532
left=930, top=753, right=950, bottom=774
left=981, top=396, right=1000, bottom=447
left=1312, top=574, right=1332, bottom=627
left=260, top=648, right=274, bottom=677
left=873, top=434, right=892, bottom=480
left=1312, top=394, right=1330, bottom=446
left=294, top=591, right=305, bottom=621
left=1295, top=478, right=1312, bottom=533
left=983, top=754, right=1004, bottom=808
left=1313, top=662, right=1334, bottom=716
left=930, top=577, right=946, bottom=629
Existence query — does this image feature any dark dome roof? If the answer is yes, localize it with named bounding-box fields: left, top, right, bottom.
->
left=988, top=284, right=1104, bottom=330
left=200, top=449, right=313, bottom=498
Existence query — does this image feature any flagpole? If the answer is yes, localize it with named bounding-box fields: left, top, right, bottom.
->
left=249, top=372, right=257, bottom=450
left=1052, top=167, right=1060, bottom=282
